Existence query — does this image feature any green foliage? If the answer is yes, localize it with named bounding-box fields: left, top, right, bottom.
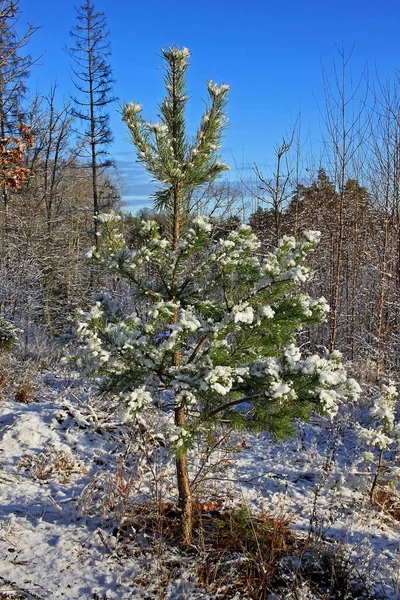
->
left=75, top=47, right=360, bottom=460
left=0, top=315, right=21, bottom=351
left=76, top=213, right=360, bottom=447
left=122, top=46, right=230, bottom=230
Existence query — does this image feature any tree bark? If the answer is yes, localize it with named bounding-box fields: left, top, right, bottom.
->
left=175, top=407, right=192, bottom=545
left=172, top=182, right=192, bottom=544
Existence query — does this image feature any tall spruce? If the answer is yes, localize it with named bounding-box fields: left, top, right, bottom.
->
left=68, top=0, right=116, bottom=247
left=76, top=47, right=360, bottom=544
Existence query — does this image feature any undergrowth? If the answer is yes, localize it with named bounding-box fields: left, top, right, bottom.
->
left=19, top=444, right=87, bottom=483
left=111, top=499, right=378, bottom=599
left=371, top=487, right=400, bottom=522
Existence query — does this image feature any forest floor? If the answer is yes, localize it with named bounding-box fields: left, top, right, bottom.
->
left=0, top=359, right=399, bottom=599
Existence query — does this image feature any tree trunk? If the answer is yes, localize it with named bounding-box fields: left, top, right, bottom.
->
left=376, top=205, right=389, bottom=380
left=175, top=406, right=192, bottom=545
left=87, top=16, right=99, bottom=250
left=370, top=448, right=384, bottom=503
left=2, top=183, right=10, bottom=268
left=172, top=182, right=192, bottom=544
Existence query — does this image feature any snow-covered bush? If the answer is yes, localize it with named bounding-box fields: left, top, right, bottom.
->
left=77, top=216, right=359, bottom=434
left=0, top=314, right=21, bottom=351
left=357, top=381, right=400, bottom=500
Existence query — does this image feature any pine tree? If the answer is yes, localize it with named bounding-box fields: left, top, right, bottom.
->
left=76, top=47, right=361, bottom=544
left=68, top=0, right=116, bottom=247
left=0, top=313, right=21, bottom=350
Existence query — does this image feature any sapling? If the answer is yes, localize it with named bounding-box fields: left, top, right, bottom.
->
left=75, top=46, right=361, bottom=544
left=357, top=382, right=400, bottom=502
left=0, top=314, right=21, bottom=351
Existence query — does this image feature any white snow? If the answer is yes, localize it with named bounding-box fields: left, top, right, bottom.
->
left=233, top=305, right=254, bottom=324
left=0, top=368, right=399, bottom=599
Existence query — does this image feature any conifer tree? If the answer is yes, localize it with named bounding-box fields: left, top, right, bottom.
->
left=76, top=47, right=360, bottom=544
left=68, top=0, right=116, bottom=247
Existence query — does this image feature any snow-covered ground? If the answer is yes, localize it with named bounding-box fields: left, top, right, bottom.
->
left=0, top=367, right=399, bottom=599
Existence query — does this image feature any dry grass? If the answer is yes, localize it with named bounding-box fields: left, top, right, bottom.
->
left=372, top=487, right=400, bottom=521
left=14, top=379, right=34, bottom=403
left=196, top=504, right=296, bottom=599
left=112, top=499, right=377, bottom=599
left=19, top=444, right=87, bottom=483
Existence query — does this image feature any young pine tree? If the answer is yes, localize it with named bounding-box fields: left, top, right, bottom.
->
left=76, top=47, right=361, bottom=544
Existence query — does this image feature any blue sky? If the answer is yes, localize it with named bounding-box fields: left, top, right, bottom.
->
left=17, top=0, right=400, bottom=212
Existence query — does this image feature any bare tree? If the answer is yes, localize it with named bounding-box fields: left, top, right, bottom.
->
left=368, top=77, right=400, bottom=377
left=252, top=129, right=296, bottom=245
left=320, top=45, right=368, bottom=350
left=0, top=0, right=38, bottom=267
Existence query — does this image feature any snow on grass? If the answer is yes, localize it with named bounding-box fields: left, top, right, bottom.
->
left=0, top=367, right=399, bottom=598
